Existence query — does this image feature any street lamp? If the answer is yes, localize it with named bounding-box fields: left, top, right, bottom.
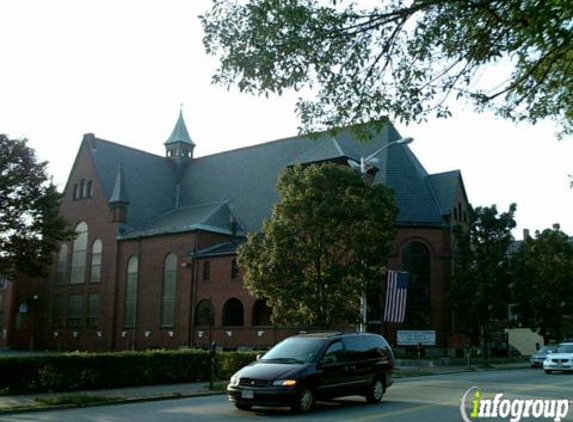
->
left=347, top=136, right=414, bottom=333
left=347, top=137, right=414, bottom=175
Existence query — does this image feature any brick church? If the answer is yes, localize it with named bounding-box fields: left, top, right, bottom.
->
left=1, top=112, right=470, bottom=353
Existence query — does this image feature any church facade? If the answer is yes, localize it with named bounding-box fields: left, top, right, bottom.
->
left=5, top=113, right=470, bottom=354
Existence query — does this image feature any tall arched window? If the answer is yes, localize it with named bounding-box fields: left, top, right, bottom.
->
left=71, top=222, right=88, bottom=284
left=203, top=261, right=211, bottom=282
left=90, top=239, right=102, bottom=283
left=124, top=256, right=139, bottom=328
left=56, top=244, right=68, bottom=284
left=80, top=179, right=87, bottom=199
left=252, top=299, right=272, bottom=326
left=196, top=299, right=215, bottom=327
left=230, top=259, right=240, bottom=280
left=223, top=298, right=244, bottom=326
left=161, top=253, right=177, bottom=327
left=401, top=240, right=431, bottom=328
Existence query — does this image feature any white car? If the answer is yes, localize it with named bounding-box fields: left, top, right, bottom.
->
left=543, top=342, right=573, bottom=374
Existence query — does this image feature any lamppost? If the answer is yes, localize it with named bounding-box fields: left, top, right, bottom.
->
left=347, top=136, right=414, bottom=333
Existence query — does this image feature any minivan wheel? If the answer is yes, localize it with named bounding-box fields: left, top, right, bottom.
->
left=365, top=378, right=385, bottom=403
left=292, top=387, right=315, bottom=413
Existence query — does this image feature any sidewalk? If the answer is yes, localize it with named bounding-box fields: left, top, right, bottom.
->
left=0, top=382, right=219, bottom=414
left=0, top=362, right=531, bottom=415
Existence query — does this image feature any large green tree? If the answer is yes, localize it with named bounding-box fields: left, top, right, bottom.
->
left=451, top=204, right=517, bottom=353
left=0, top=135, right=71, bottom=278
left=238, top=163, right=398, bottom=328
left=201, top=0, right=573, bottom=136
left=511, top=226, right=573, bottom=343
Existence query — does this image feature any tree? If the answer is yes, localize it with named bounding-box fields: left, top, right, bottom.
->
left=0, top=135, right=71, bottom=278
left=237, top=163, right=398, bottom=328
left=511, top=226, right=573, bottom=343
left=451, top=204, right=517, bottom=354
left=201, top=1, right=573, bottom=137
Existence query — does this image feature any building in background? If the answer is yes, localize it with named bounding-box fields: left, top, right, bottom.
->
left=6, top=112, right=470, bottom=355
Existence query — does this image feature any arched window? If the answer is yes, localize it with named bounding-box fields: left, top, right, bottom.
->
left=90, top=239, right=102, bottom=283
left=203, top=261, right=211, bottom=282
left=231, top=259, right=240, bottom=280
left=161, top=253, right=177, bottom=327
left=87, top=180, right=94, bottom=198
left=80, top=179, right=87, bottom=199
left=196, top=299, right=215, bottom=327
left=124, top=256, right=138, bottom=327
left=56, top=244, right=68, bottom=284
left=223, top=298, right=244, bottom=326
left=401, top=240, right=431, bottom=328
left=70, top=222, right=88, bottom=284
left=252, top=299, right=272, bottom=326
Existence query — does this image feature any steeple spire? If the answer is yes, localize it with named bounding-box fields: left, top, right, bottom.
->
left=109, top=161, right=129, bottom=224
left=165, top=108, right=195, bottom=159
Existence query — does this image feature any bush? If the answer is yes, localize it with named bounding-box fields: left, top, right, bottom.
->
left=0, top=350, right=258, bottom=394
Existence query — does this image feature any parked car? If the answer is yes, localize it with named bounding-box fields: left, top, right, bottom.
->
left=530, top=345, right=556, bottom=368
left=227, top=332, right=394, bottom=413
left=543, top=342, right=573, bottom=374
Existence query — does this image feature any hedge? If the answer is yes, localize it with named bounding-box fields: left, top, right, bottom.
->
left=0, top=350, right=258, bottom=394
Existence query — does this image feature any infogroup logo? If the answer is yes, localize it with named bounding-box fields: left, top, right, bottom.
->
left=460, top=386, right=571, bottom=422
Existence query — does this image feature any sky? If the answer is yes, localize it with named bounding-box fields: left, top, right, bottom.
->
left=1, top=1, right=572, bottom=238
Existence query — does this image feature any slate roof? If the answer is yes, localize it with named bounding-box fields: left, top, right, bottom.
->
left=428, top=170, right=465, bottom=216
left=84, top=118, right=464, bottom=238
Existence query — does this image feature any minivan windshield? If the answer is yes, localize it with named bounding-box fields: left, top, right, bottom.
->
left=261, top=338, right=325, bottom=364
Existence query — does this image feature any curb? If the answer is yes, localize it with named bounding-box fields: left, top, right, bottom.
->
left=0, top=390, right=227, bottom=415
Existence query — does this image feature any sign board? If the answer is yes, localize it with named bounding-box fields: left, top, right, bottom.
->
left=397, top=330, right=436, bottom=346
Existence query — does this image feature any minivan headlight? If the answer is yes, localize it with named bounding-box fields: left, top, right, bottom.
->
left=229, top=374, right=240, bottom=387
left=272, top=379, right=297, bottom=387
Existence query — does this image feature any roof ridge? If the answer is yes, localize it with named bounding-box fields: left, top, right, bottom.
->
left=89, top=136, right=165, bottom=160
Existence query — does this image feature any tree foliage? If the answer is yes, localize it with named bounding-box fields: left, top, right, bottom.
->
left=201, top=0, right=573, bottom=136
left=237, top=163, right=398, bottom=328
left=511, top=226, right=573, bottom=342
left=451, top=203, right=517, bottom=350
left=0, top=135, right=71, bottom=278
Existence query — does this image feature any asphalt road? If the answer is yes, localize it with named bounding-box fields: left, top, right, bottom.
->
left=1, top=369, right=572, bottom=422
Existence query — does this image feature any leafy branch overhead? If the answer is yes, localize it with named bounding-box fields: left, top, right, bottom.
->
left=201, top=0, right=573, bottom=136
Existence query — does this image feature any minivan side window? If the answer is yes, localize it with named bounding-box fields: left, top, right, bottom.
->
left=343, top=335, right=390, bottom=362
left=321, top=341, right=345, bottom=364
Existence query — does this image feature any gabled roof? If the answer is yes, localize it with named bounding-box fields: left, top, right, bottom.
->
left=81, top=120, right=462, bottom=238
left=120, top=201, right=242, bottom=239
left=179, top=123, right=446, bottom=231
left=428, top=170, right=467, bottom=216
left=84, top=136, right=178, bottom=230
left=289, top=136, right=360, bottom=166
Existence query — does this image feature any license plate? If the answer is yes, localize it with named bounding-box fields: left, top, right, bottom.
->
left=242, top=390, right=254, bottom=399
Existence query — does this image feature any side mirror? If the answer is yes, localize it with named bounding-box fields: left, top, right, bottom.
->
left=256, top=353, right=263, bottom=360
left=320, top=356, right=336, bottom=366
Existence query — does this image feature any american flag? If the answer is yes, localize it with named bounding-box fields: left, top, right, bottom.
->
left=383, top=271, right=409, bottom=323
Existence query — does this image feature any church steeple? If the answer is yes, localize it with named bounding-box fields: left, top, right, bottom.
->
left=165, top=109, right=195, bottom=159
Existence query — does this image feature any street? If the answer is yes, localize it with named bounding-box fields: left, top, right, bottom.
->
left=1, top=369, right=572, bottom=422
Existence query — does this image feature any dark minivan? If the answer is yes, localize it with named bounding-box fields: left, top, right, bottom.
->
left=227, top=332, right=394, bottom=413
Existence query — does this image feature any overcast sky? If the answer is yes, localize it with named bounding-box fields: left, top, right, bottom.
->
left=1, top=1, right=572, bottom=237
